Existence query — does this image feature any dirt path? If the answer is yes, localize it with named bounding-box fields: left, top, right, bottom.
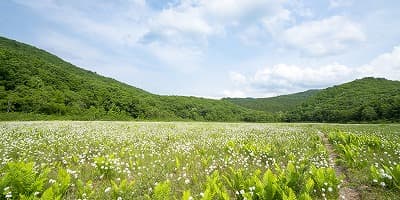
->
left=317, top=131, right=360, bottom=200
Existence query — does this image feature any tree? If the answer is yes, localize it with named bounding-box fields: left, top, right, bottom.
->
left=361, top=106, right=378, bottom=121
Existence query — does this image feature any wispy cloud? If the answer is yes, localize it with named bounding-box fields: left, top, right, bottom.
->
left=282, top=16, right=366, bottom=56
left=329, top=0, right=354, bottom=8
left=5, top=0, right=399, bottom=97
left=13, top=0, right=151, bottom=46
left=361, top=45, right=400, bottom=79
left=142, top=0, right=291, bottom=45
left=225, top=44, right=400, bottom=97
left=36, top=31, right=111, bottom=71
left=35, top=31, right=145, bottom=87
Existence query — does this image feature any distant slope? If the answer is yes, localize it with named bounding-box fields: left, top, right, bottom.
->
left=287, top=77, right=400, bottom=122
left=0, top=36, right=273, bottom=121
left=223, top=90, right=319, bottom=113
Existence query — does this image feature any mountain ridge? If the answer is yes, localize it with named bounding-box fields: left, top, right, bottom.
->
left=0, top=36, right=273, bottom=121
left=1, top=36, right=399, bottom=122
left=222, top=89, right=320, bottom=113
left=286, top=77, right=400, bottom=122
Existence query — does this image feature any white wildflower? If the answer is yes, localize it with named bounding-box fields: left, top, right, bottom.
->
left=380, top=182, right=386, bottom=187
left=185, top=179, right=190, bottom=184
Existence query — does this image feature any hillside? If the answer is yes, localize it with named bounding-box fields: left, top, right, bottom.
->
left=286, top=77, right=400, bottom=122
left=1, top=36, right=399, bottom=123
left=223, top=90, right=319, bottom=113
left=0, top=36, right=273, bottom=121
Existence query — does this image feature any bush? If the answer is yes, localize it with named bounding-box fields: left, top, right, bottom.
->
left=0, top=162, right=48, bottom=199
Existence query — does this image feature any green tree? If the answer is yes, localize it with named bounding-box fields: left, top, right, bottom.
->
left=361, top=106, right=378, bottom=121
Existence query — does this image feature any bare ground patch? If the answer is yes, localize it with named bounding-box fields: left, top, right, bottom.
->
left=318, top=131, right=360, bottom=200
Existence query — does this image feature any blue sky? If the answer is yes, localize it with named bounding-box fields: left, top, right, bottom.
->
left=1, top=0, right=400, bottom=98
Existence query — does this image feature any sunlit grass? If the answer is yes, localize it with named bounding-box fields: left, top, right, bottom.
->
left=0, top=122, right=398, bottom=199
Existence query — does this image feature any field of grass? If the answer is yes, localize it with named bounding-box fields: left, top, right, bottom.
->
left=0, top=122, right=399, bottom=199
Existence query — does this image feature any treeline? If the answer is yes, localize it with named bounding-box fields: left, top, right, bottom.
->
left=284, top=78, right=400, bottom=122
left=1, top=36, right=399, bottom=123
left=0, top=36, right=275, bottom=122
left=223, top=90, right=319, bottom=113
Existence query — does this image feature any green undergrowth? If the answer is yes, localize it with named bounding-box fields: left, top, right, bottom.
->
left=0, top=161, right=341, bottom=200
left=327, top=129, right=400, bottom=199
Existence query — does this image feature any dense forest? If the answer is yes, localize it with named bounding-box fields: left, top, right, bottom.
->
left=0, top=36, right=274, bottom=122
left=1, top=36, right=399, bottom=122
left=284, top=77, right=400, bottom=122
left=227, top=77, right=400, bottom=122
left=223, top=90, right=319, bottom=113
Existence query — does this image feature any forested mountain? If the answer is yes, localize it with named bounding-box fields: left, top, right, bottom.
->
left=286, top=77, right=400, bottom=122
left=0, top=36, right=274, bottom=121
left=223, top=90, right=319, bottom=113
left=1, top=36, right=399, bottom=122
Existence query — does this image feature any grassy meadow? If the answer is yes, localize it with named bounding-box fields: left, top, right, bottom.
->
left=0, top=122, right=399, bottom=199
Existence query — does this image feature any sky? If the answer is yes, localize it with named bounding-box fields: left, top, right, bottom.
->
left=1, top=0, right=400, bottom=98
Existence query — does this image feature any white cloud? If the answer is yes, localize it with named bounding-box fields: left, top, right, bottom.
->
left=146, top=0, right=291, bottom=43
left=36, top=31, right=105, bottom=70
left=145, top=42, right=203, bottom=71
left=13, top=0, right=205, bottom=71
left=14, top=0, right=293, bottom=71
left=329, top=0, right=353, bottom=8
left=36, top=31, right=143, bottom=85
left=226, top=63, right=354, bottom=97
left=360, top=45, right=400, bottom=80
left=283, top=16, right=366, bottom=56
left=202, top=0, right=287, bottom=20
left=253, top=63, right=353, bottom=87
left=225, top=44, right=400, bottom=97
left=13, top=0, right=150, bottom=46
left=238, top=25, right=265, bottom=45
left=155, top=6, right=213, bottom=36
left=262, top=8, right=291, bottom=34
left=229, top=71, right=247, bottom=84
left=223, top=89, right=247, bottom=98
left=7, top=0, right=400, bottom=99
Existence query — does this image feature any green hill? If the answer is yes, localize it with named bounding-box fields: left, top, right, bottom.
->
left=223, top=90, right=319, bottom=113
left=1, top=36, right=399, bottom=123
left=0, top=36, right=273, bottom=121
left=286, top=77, right=400, bottom=122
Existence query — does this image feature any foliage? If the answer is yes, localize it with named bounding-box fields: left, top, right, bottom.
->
left=223, top=90, right=319, bottom=113
left=75, top=180, right=95, bottom=200
left=151, top=181, right=172, bottom=200
left=0, top=162, right=48, bottom=199
left=218, top=163, right=340, bottom=200
left=309, top=166, right=341, bottom=199
left=2, top=36, right=398, bottom=123
left=0, top=36, right=275, bottom=122
left=226, top=77, right=400, bottom=123
left=41, top=168, right=71, bottom=200
left=1, top=122, right=399, bottom=199
left=181, top=190, right=192, bottom=200
left=94, top=155, right=117, bottom=179
left=370, top=164, right=400, bottom=190
left=286, top=77, right=400, bottom=122
left=200, top=172, right=229, bottom=200
left=323, top=125, right=400, bottom=197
